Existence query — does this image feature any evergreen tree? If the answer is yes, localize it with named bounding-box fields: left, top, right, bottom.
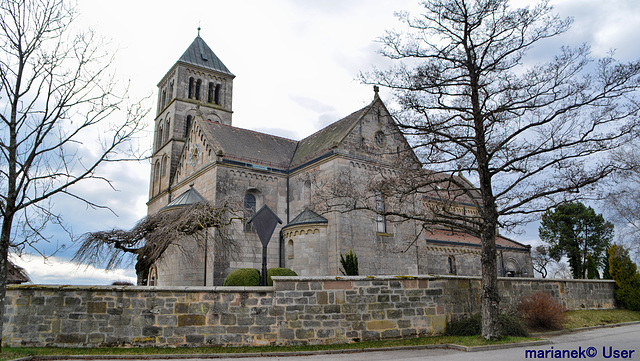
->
left=608, top=244, right=640, bottom=310
left=339, top=249, right=359, bottom=276
left=586, top=255, right=599, bottom=279
left=539, top=202, right=613, bottom=279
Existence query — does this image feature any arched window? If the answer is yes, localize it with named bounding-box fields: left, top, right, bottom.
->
left=161, top=156, right=168, bottom=177
left=375, top=191, right=386, bottom=233
left=195, top=79, right=201, bottom=100
left=188, top=77, right=195, bottom=99
left=156, top=126, right=163, bottom=150
left=448, top=256, right=456, bottom=275
left=164, top=118, right=170, bottom=142
left=148, top=265, right=158, bottom=286
left=153, top=159, right=161, bottom=194
left=151, top=163, right=156, bottom=196
left=288, top=240, right=294, bottom=259
left=207, top=82, right=214, bottom=103
left=214, top=84, right=221, bottom=104
left=243, top=193, right=257, bottom=232
left=185, top=115, right=192, bottom=138
left=168, top=81, right=173, bottom=99
left=161, top=89, right=166, bottom=109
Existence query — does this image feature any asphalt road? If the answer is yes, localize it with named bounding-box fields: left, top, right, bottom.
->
left=58, top=323, right=640, bottom=361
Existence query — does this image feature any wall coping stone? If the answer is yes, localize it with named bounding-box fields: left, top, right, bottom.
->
left=6, top=275, right=614, bottom=292
left=271, top=275, right=616, bottom=283
left=7, top=284, right=275, bottom=292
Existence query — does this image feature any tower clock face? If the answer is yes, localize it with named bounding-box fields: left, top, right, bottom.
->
left=190, top=144, right=199, bottom=166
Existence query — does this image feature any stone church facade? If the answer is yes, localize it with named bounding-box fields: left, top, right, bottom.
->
left=146, top=36, right=533, bottom=286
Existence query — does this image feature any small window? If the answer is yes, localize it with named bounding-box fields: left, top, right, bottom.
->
left=185, top=115, right=192, bottom=138
left=214, top=84, right=221, bottom=104
left=374, top=131, right=386, bottom=146
left=448, top=256, right=456, bottom=275
left=244, top=193, right=257, bottom=232
left=208, top=82, right=214, bottom=103
left=156, top=126, right=163, bottom=149
left=153, top=159, right=161, bottom=194
left=161, top=156, right=168, bottom=177
left=375, top=191, right=386, bottom=233
left=195, top=79, right=202, bottom=100
left=148, top=265, right=158, bottom=286
left=188, top=77, right=195, bottom=99
left=288, top=240, right=294, bottom=259
left=164, top=118, right=170, bottom=142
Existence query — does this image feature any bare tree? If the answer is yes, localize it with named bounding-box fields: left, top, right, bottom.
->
left=73, top=201, right=241, bottom=285
left=362, top=0, right=640, bottom=339
left=531, top=245, right=554, bottom=278
left=0, top=0, right=147, bottom=349
left=605, top=145, right=640, bottom=265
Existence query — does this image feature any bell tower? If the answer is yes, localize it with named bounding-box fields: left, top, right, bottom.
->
left=149, top=31, right=235, bottom=202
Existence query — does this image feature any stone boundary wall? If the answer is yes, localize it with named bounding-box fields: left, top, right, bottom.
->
left=4, top=276, right=615, bottom=347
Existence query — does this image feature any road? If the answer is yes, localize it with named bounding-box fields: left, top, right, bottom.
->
left=61, top=323, right=640, bottom=361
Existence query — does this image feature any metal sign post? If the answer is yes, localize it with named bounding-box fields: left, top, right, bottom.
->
left=247, top=205, right=282, bottom=286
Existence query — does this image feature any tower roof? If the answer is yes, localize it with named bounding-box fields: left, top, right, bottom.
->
left=178, top=36, right=233, bottom=75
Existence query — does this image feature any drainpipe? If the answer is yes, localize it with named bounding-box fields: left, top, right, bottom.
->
left=499, top=249, right=505, bottom=277
left=280, top=177, right=291, bottom=268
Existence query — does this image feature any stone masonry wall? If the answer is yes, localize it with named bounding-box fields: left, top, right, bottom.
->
left=4, top=276, right=615, bottom=347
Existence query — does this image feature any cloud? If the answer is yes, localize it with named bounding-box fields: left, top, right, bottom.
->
left=289, top=95, right=336, bottom=114
left=29, top=0, right=635, bottom=265
left=10, top=253, right=136, bottom=285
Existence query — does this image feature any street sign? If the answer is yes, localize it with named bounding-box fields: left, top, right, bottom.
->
left=247, top=205, right=282, bottom=285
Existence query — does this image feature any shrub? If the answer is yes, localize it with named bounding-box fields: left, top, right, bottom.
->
left=340, top=249, right=359, bottom=276
left=445, top=313, right=481, bottom=336
left=499, top=313, right=530, bottom=337
left=111, top=280, right=134, bottom=286
left=223, top=268, right=260, bottom=286
left=586, top=254, right=600, bottom=279
left=266, top=267, right=298, bottom=286
left=445, top=313, right=528, bottom=337
left=608, top=244, right=640, bottom=311
left=518, top=292, right=567, bottom=331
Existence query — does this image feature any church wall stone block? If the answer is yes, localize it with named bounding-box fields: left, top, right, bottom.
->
left=4, top=276, right=615, bottom=347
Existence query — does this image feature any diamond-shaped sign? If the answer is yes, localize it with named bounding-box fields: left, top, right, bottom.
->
left=248, top=204, right=282, bottom=247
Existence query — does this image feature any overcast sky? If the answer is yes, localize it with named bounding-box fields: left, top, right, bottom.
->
left=11, top=0, right=640, bottom=284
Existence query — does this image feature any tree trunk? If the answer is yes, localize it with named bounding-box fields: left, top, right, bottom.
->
left=135, top=254, right=151, bottom=286
left=480, top=216, right=500, bottom=339
left=0, top=213, right=15, bottom=351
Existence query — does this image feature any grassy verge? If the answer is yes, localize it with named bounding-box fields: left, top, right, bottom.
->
left=1, top=309, right=637, bottom=361
left=565, top=308, right=640, bottom=329
left=0, top=336, right=535, bottom=361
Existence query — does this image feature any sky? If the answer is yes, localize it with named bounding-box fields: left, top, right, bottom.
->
left=10, top=0, right=640, bottom=284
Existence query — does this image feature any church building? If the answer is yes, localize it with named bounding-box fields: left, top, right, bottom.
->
left=146, top=35, right=533, bottom=286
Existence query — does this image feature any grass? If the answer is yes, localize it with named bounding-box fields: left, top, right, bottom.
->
left=565, top=308, right=640, bottom=329
left=0, top=336, right=535, bottom=361
left=1, top=309, right=638, bottom=361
